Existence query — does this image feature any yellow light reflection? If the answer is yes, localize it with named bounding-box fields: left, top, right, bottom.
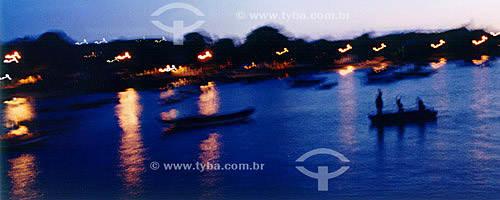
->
left=338, top=65, right=355, bottom=76
left=3, top=97, right=35, bottom=128
left=160, top=109, right=178, bottom=121
left=472, top=55, right=489, bottom=65
left=115, top=88, right=145, bottom=197
left=431, top=39, right=446, bottom=49
left=489, top=32, right=500, bottom=37
left=8, top=154, right=43, bottom=200
left=199, top=133, right=222, bottom=199
left=198, top=82, right=220, bottom=116
left=430, top=58, right=447, bottom=69
left=372, top=63, right=388, bottom=73
left=199, top=133, right=221, bottom=164
left=159, top=88, right=175, bottom=99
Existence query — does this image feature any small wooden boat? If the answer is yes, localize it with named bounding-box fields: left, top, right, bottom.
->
left=1, top=133, right=48, bottom=149
left=287, top=77, right=326, bottom=88
left=157, top=107, right=255, bottom=130
left=158, top=94, right=189, bottom=105
left=316, top=82, right=338, bottom=90
left=368, top=109, right=437, bottom=126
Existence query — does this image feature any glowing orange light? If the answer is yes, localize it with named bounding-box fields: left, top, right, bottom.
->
left=373, top=63, right=388, bottom=73
left=338, top=44, right=352, bottom=53
left=431, top=39, right=446, bottom=49
left=107, top=52, right=131, bottom=63
left=276, top=48, right=289, bottom=55
left=18, top=75, right=42, bottom=85
left=158, top=65, right=178, bottom=73
left=372, top=43, right=386, bottom=52
left=490, top=32, right=500, bottom=37
left=197, top=50, right=213, bottom=61
left=339, top=65, right=355, bottom=76
left=198, top=82, right=219, bottom=116
left=244, top=62, right=257, bottom=70
left=472, top=55, right=489, bottom=65
left=472, top=35, right=488, bottom=46
left=3, top=51, right=21, bottom=64
left=430, top=58, right=447, bottom=69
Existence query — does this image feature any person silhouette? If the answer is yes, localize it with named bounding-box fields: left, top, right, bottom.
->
left=376, top=89, right=383, bottom=115
left=396, top=96, right=404, bottom=113
left=417, top=97, right=426, bottom=111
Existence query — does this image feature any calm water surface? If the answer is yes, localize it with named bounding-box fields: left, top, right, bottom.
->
left=2, top=60, right=500, bottom=199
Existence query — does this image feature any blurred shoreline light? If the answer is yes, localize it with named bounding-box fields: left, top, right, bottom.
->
left=155, top=36, right=167, bottom=43
left=338, top=44, right=352, bottom=53
left=430, top=58, right=447, bottom=69
left=1, top=74, right=12, bottom=81
left=197, top=50, right=213, bottom=61
left=107, top=52, right=131, bottom=63
left=490, top=32, right=500, bottom=37
left=431, top=39, right=446, bottom=49
left=158, top=65, right=178, bottom=73
left=372, top=43, right=386, bottom=52
left=94, top=38, right=107, bottom=44
left=75, top=39, right=88, bottom=45
left=472, top=55, right=489, bottom=65
left=472, top=35, right=488, bottom=46
left=244, top=62, right=257, bottom=70
left=276, top=47, right=289, bottom=55
left=338, top=65, right=355, bottom=76
left=3, top=51, right=21, bottom=63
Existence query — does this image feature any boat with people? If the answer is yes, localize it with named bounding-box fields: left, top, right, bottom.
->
left=157, top=107, right=255, bottom=131
left=370, top=89, right=437, bottom=126
left=369, top=108, right=438, bottom=126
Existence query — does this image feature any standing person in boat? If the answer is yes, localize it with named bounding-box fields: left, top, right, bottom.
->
left=417, top=97, right=426, bottom=111
left=396, top=96, right=404, bottom=113
left=376, top=89, right=383, bottom=115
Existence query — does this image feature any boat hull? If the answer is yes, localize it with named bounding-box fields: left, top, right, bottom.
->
left=369, top=109, right=437, bottom=126
left=157, top=107, right=255, bottom=131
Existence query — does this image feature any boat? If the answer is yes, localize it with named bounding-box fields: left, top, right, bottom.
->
left=158, top=94, right=189, bottom=105
left=287, top=77, right=326, bottom=87
left=157, top=107, right=255, bottom=131
left=1, top=133, right=48, bottom=149
left=393, top=66, right=435, bottom=79
left=316, top=82, right=338, bottom=90
left=368, top=108, right=437, bottom=126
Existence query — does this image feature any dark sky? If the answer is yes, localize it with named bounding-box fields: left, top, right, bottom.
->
left=2, top=0, right=499, bottom=42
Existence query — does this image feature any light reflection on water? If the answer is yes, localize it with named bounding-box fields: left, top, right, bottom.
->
left=198, top=82, right=220, bottom=116
left=2, top=97, right=36, bottom=138
left=3, top=97, right=35, bottom=128
left=115, top=88, right=146, bottom=197
left=3, top=60, right=500, bottom=199
left=8, top=154, right=43, bottom=200
left=198, top=133, right=222, bottom=199
left=337, top=71, right=359, bottom=149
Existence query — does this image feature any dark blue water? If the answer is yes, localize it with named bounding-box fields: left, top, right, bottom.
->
left=2, top=59, right=500, bottom=199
